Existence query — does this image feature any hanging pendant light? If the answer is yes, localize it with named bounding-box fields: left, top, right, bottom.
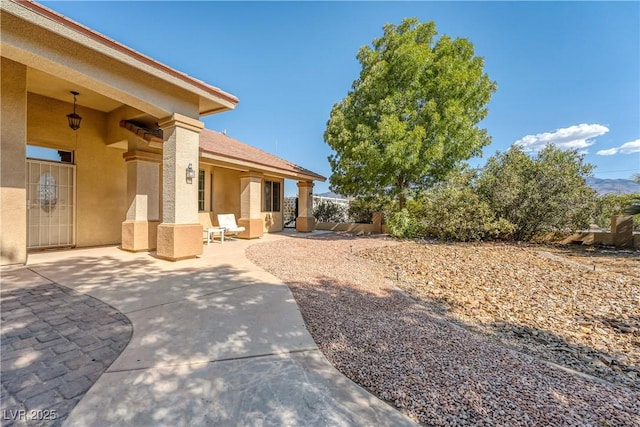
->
left=66, top=91, right=82, bottom=131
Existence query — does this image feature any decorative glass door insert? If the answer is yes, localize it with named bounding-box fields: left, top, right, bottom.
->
left=26, top=160, right=75, bottom=248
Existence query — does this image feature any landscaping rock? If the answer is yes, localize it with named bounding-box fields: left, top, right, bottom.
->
left=247, top=235, right=640, bottom=426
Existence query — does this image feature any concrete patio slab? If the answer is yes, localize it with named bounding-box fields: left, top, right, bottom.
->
left=3, top=232, right=416, bottom=426
left=65, top=350, right=411, bottom=427
left=1, top=268, right=52, bottom=290
left=109, top=283, right=316, bottom=370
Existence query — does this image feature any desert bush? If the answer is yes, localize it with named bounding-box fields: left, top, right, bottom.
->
left=386, top=207, right=426, bottom=238
left=419, top=184, right=514, bottom=241
left=477, top=145, right=596, bottom=240
left=313, top=200, right=348, bottom=223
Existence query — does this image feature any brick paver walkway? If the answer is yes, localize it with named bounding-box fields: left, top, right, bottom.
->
left=1, top=280, right=132, bottom=427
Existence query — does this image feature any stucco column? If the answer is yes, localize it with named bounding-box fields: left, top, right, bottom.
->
left=611, top=215, right=634, bottom=249
left=296, top=181, right=315, bottom=232
left=156, top=113, right=204, bottom=260
left=121, top=150, right=161, bottom=251
left=238, top=171, right=264, bottom=239
left=1, top=58, right=27, bottom=265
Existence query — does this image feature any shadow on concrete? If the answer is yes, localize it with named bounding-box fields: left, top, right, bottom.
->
left=2, top=248, right=414, bottom=427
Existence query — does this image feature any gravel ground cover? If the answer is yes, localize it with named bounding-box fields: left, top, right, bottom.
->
left=246, top=234, right=640, bottom=426
left=360, top=241, right=640, bottom=391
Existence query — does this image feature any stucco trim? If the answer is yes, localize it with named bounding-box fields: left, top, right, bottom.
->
left=200, top=152, right=326, bottom=182
left=122, top=150, right=162, bottom=163
left=158, top=113, right=204, bottom=134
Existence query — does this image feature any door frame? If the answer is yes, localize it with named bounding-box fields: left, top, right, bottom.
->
left=26, top=158, right=77, bottom=250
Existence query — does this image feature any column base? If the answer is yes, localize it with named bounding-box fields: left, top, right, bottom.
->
left=237, top=218, right=263, bottom=239
left=296, top=216, right=316, bottom=233
left=121, top=220, right=159, bottom=252
left=156, top=223, right=203, bottom=261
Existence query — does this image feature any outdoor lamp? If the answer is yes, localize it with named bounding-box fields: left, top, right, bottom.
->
left=186, top=163, right=196, bottom=181
left=66, top=91, right=82, bottom=131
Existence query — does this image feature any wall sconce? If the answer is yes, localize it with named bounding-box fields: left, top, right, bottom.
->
left=66, top=91, right=82, bottom=131
left=186, top=163, right=195, bottom=183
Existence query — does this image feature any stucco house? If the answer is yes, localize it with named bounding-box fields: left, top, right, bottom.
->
left=0, top=0, right=325, bottom=265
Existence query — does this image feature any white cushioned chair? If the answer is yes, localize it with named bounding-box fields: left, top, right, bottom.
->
left=217, top=214, right=246, bottom=238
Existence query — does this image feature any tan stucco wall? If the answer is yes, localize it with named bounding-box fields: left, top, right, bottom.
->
left=564, top=230, right=640, bottom=249
left=262, top=212, right=283, bottom=232
left=1, top=58, right=28, bottom=265
left=27, top=93, right=126, bottom=247
left=316, top=222, right=379, bottom=234
left=210, top=166, right=241, bottom=225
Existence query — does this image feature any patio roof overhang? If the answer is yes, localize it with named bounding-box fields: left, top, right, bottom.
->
left=1, top=0, right=239, bottom=119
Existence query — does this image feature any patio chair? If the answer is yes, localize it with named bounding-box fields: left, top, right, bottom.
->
left=217, top=214, right=246, bottom=238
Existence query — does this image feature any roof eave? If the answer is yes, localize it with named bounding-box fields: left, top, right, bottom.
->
left=7, top=0, right=239, bottom=114
left=200, top=151, right=326, bottom=182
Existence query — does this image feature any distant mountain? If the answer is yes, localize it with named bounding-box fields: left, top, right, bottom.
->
left=313, top=180, right=640, bottom=197
left=586, top=177, right=640, bottom=195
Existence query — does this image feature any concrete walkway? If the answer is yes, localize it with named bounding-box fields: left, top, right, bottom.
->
left=2, top=232, right=415, bottom=426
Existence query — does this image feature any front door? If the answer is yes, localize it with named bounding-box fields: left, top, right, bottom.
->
left=26, top=160, right=75, bottom=249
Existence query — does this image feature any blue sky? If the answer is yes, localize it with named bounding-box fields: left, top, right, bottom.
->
left=42, top=1, right=639, bottom=195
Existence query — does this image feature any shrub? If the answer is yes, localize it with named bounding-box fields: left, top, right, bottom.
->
left=313, top=200, right=348, bottom=223
left=477, top=145, right=596, bottom=240
left=386, top=208, right=426, bottom=238
left=419, top=184, right=514, bottom=241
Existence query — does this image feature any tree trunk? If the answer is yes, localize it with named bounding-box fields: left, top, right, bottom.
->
left=396, top=177, right=407, bottom=209
left=398, top=193, right=406, bottom=210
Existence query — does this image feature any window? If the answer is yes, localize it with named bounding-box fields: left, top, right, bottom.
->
left=198, top=170, right=205, bottom=211
left=27, top=145, right=74, bottom=164
left=263, top=180, right=281, bottom=212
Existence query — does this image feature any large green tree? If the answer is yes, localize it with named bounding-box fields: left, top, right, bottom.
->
left=324, top=18, right=496, bottom=208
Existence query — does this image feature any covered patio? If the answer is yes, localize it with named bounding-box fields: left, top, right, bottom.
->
left=1, top=0, right=324, bottom=266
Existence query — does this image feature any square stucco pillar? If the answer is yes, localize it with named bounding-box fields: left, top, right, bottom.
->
left=156, top=114, right=204, bottom=260
left=611, top=215, right=634, bottom=249
left=1, top=58, right=27, bottom=265
left=121, top=150, right=161, bottom=251
left=296, top=181, right=315, bottom=232
left=238, top=171, right=264, bottom=239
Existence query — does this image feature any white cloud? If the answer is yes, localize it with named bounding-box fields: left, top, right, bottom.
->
left=619, top=139, right=640, bottom=154
left=596, top=148, right=619, bottom=156
left=515, top=123, right=609, bottom=153
left=596, top=138, right=640, bottom=156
